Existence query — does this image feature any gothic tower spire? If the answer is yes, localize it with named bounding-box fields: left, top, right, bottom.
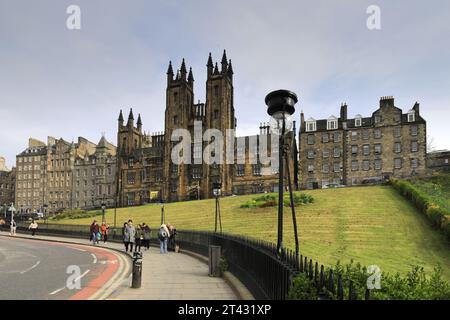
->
left=221, top=49, right=228, bottom=73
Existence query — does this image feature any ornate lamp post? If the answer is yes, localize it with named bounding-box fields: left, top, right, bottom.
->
left=265, top=89, right=299, bottom=260
left=212, top=182, right=222, bottom=233
left=160, top=202, right=165, bottom=225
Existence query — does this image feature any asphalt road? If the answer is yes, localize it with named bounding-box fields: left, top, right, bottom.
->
left=0, top=237, right=122, bottom=300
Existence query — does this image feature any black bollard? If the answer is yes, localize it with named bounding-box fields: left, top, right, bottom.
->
left=131, top=252, right=143, bottom=289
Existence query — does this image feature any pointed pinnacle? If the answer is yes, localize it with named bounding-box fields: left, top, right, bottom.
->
left=181, top=58, right=187, bottom=73
left=227, top=59, right=233, bottom=75
left=167, top=61, right=173, bottom=75
left=207, top=52, right=213, bottom=67
left=188, top=67, right=194, bottom=82
left=221, top=50, right=228, bottom=64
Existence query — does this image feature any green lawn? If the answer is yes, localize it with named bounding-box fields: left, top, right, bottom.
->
left=55, top=185, right=450, bottom=280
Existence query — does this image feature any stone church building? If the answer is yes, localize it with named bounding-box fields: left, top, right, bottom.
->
left=116, top=51, right=298, bottom=206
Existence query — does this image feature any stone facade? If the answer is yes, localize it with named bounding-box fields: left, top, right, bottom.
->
left=15, top=136, right=117, bottom=213
left=73, top=136, right=117, bottom=210
left=299, top=96, right=427, bottom=189
left=427, top=150, right=450, bottom=172
left=117, top=51, right=298, bottom=205
left=45, top=137, right=97, bottom=212
left=15, top=139, right=47, bottom=213
left=0, top=157, right=15, bottom=206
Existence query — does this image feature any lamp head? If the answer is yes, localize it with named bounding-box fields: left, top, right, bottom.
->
left=265, top=89, right=298, bottom=117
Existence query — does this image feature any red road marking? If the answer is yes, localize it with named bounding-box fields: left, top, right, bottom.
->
left=68, top=247, right=120, bottom=300
left=2, top=236, right=122, bottom=300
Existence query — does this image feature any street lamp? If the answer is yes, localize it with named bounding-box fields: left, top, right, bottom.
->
left=160, top=201, right=165, bottom=225
left=101, top=195, right=106, bottom=224
left=212, top=182, right=222, bottom=233
left=43, top=204, right=48, bottom=229
left=265, top=89, right=299, bottom=261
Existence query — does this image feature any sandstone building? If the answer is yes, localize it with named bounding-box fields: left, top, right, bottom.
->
left=73, top=136, right=117, bottom=209
left=0, top=157, right=15, bottom=207
left=427, top=150, right=450, bottom=172
left=299, top=96, right=427, bottom=189
left=15, top=136, right=116, bottom=213
left=117, top=51, right=298, bottom=205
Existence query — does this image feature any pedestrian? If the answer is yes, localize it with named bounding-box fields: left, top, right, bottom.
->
left=10, top=220, right=17, bottom=236
left=135, top=224, right=143, bottom=252
left=122, top=222, right=128, bottom=251
left=90, top=220, right=100, bottom=245
left=29, top=219, right=38, bottom=236
left=158, top=223, right=170, bottom=254
left=101, top=222, right=109, bottom=243
left=142, top=223, right=151, bottom=250
left=167, top=222, right=177, bottom=252
left=123, top=220, right=136, bottom=253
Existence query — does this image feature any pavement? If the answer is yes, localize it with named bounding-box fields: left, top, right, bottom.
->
left=0, top=231, right=238, bottom=300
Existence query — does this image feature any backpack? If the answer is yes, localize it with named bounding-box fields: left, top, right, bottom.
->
left=158, top=227, right=168, bottom=240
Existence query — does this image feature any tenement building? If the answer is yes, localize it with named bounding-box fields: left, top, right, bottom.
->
left=0, top=157, right=15, bottom=206
left=15, top=138, right=48, bottom=213
left=299, top=96, right=427, bottom=189
left=73, top=136, right=117, bottom=209
left=117, top=50, right=298, bottom=205
left=427, top=150, right=450, bottom=172
left=15, top=136, right=117, bottom=213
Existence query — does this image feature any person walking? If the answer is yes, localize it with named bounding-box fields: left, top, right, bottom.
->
left=90, top=220, right=100, bottom=245
left=101, top=222, right=109, bottom=243
left=158, top=223, right=170, bottom=254
left=135, top=224, right=143, bottom=252
left=167, top=222, right=177, bottom=252
left=122, top=222, right=128, bottom=251
left=123, top=220, right=136, bottom=253
left=28, top=219, right=38, bottom=236
left=142, top=223, right=151, bottom=250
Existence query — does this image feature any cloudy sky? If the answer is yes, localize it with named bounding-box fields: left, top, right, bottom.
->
left=0, top=0, right=449, bottom=168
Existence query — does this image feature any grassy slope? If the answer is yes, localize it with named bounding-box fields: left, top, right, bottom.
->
left=411, top=173, right=450, bottom=212
left=55, top=186, right=450, bottom=280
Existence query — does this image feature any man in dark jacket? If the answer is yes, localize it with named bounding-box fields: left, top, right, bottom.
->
left=90, top=220, right=99, bottom=245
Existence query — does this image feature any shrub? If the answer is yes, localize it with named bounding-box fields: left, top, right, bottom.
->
left=51, top=209, right=97, bottom=220
left=288, top=261, right=450, bottom=300
left=427, top=205, right=447, bottom=228
left=287, top=272, right=318, bottom=300
left=390, top=177, right=450, bottom=239
left=240, top=192, right=314, bottom=209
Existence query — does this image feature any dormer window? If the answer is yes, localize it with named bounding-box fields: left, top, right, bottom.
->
left=407, top=109, right=415, bottom=122
left=305, top=118, right=316, bottom=132
left=355, top=115, right=362, bottom=127
left=327, top=116, right=338, bottom=130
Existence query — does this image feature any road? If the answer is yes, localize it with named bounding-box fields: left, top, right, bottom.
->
left=0, top=236, right=128, bottom=300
